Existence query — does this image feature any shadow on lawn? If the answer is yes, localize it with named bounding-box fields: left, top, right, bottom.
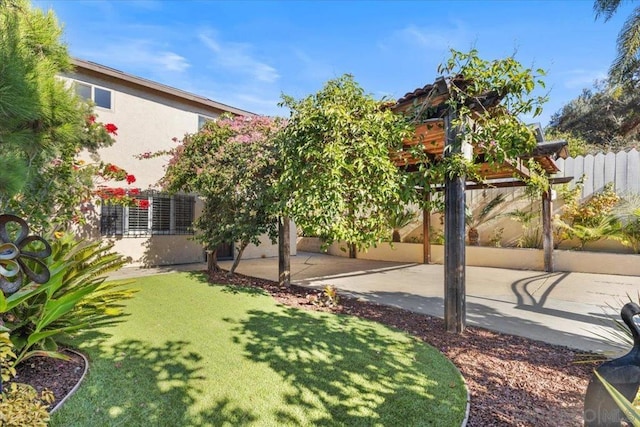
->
left=227, top=306, right=466, bottom=426
left=186, top=270, right=269, bottom=297
left=51, top=335, right=255, bottom=426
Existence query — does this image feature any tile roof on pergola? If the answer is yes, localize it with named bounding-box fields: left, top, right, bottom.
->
left=390, top=79, right=570, bottom=187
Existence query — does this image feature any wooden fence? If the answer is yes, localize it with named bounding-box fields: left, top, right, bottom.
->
left=555, top=148, right=640, bottom=199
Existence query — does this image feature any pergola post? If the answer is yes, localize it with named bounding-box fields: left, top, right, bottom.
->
left=423, top=191, right=431, bottom=264
left=444, top=112, right=466, bottom=334
left=542, top=189, right=554, bottom=272
left=278, top=216, right=291, bottom=286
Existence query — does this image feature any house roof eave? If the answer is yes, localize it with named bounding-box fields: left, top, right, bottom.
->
left=70, top=58, right=255, bottom=117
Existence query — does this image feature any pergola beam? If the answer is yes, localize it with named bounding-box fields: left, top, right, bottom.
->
left=423, top=191, right=431, bottom=264
left=542, top=190, right=554, bottom=272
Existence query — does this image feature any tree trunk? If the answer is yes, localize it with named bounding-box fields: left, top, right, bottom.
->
left=279, top=216, right=291, bottom=287
left=348, top=242, right=356, bottom=259
left=468, top=227, right=479, bottom=246
left=229, top=242, right=247, bottom=274
left=207, top=249, right=219, bottom=273
left=392, top=229, right=401, bottom=243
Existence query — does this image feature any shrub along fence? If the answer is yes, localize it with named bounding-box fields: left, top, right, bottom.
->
left=298, top=149, right=640, bottom=274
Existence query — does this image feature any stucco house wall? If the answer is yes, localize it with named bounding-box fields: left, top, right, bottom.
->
left=60, top=59, right=295, bottom=266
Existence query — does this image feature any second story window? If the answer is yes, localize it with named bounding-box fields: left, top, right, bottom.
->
left=74, top=81, right=112, bottom=109
left=198, top=115, right=215, bottom=130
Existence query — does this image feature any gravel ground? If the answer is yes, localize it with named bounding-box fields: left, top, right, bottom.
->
left=14, top=270, right=598, bottom=425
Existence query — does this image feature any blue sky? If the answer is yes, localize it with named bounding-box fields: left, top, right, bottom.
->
left=35, top=0, right=633, bottom=127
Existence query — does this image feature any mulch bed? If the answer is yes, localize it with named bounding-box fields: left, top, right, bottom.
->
left=13, top=270, right=598, bottom=425
left=9, top=348, right=85, bottom=411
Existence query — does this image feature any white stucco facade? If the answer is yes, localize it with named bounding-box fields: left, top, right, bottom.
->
left=61, top=59, right=296, bottom=266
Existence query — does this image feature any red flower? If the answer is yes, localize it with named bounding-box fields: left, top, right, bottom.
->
left=87, top=115, right=96, bottom=124
left=137, top=199, right=150, bottom=209
left=108, top=164, right=120, bottom=173
left=126, top=174, right=136, bottom=184
left=104, top=123, right=118, bottom=135
left=129, top=188, right=140, bottom=195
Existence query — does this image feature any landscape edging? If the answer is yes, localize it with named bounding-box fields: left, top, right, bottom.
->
left=49, top=348, right=88, bottom=414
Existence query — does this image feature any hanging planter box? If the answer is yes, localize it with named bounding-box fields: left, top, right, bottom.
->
left=391, top=119, right=445, bottom=166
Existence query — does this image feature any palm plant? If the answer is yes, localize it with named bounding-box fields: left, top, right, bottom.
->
left=610, top=194, right=640, bottom=253
left=510, top=208, right=542, bottom=248
left=465, top=193, right=506, bottom=246
left=594, top=0, right=640, bottom=84
left=3, top=233, right=136, bottom=365
left=555, top=215, right=618, bottom=250
left=388, top=209, right=418, bottom=242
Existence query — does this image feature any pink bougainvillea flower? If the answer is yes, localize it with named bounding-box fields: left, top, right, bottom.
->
left=126, top=174, right=136, bottom=185
left=104, top=123, right=118, bottom=135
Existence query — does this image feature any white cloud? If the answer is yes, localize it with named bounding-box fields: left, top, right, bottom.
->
left=193, top=83, right=283, bottom=117
left=562, top=69, right=607, bottom=89
left=157, top=52, right=190, bottom=72
left=400, top=25, right=453, bottom=50
left=291, top=48, right=335, bottom=82
left=381, top=22, right=468, bottom=52
left=234, top=93, right=284, bottom=116
left=77, top=39, right=190, bottom=74
left=199, top=30, right=280, bottom=83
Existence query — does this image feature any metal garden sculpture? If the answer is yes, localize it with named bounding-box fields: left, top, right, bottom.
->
left=584, top=302, right=640, bottom=426
left=0, top=214, right=52, bottom=393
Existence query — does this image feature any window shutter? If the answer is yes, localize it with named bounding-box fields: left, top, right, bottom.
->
left=100, top=203, right=123, bottom=235
left=152, top=193, right=171, bottom=234
left=128, top=195, right=149, bottom=234
left=174, top=194, right=195, bottom=234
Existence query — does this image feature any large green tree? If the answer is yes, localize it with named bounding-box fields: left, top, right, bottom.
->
left=595, top=0, right=640, bottom=85
left=546, top=79, right=640, bottom=150
left=276, top=75, right=412, bottom=256
left=0, top=0, right=115, bottom=231
left=162, top=115, right=284, bottom=273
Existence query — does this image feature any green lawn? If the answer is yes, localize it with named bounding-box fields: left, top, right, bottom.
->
left=51, top=272, right=466, bottom=426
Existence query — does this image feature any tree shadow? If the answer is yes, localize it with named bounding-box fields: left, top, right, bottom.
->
left=227, top=307, right=467, bottom=426
left=185, top=270, right=269, bottom=297
left=139, top=235, right=206, bottom=267
left=340, top=289, right=626, bottom=355
left=310, top=291, right=599, bottom=426
left=50, top=337, right=255, bottom=426
left=218, top=285, right=268, bottom=296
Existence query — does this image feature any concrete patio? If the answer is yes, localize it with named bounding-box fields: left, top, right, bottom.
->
left=112, top=252, right=640, bottom=355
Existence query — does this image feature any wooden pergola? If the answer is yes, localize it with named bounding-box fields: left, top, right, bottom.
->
left=391, top=78, right=571, bottom=333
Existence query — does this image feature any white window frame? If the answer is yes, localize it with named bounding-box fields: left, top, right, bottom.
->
left=198, top=115, right=216, bottom=130
left=74, top=81, right=113, bottom=110
left=100, top=193, right=195, bottom=236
